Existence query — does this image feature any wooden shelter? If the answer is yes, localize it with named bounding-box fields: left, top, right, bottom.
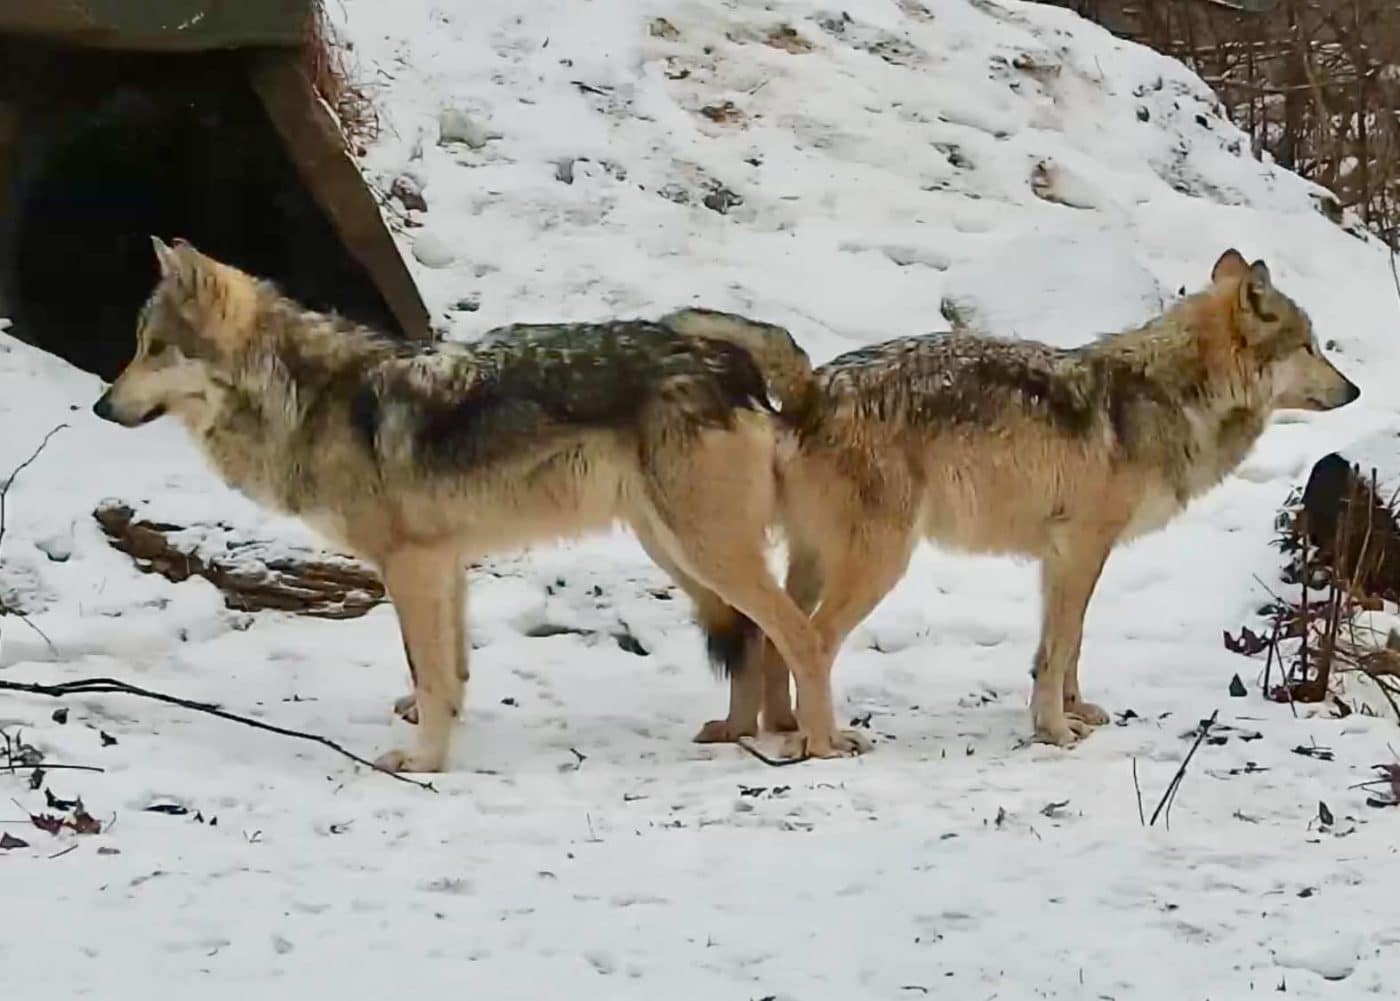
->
left=0, top=0, right=429, bottom=379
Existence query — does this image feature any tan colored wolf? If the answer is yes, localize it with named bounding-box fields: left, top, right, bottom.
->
left=709, top=249, right=1360, bottom=748
left=92, top=239, right=865, bottom=772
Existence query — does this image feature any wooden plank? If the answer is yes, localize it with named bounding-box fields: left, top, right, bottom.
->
left=247, top=51, right=431, bottom=342
left=0, top=0, right=308, bottom=52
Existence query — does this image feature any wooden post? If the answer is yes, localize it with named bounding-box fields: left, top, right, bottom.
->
left=247, top=51, right=431, bottom=342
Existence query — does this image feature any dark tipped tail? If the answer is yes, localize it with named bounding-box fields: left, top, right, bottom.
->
left=701, top=605, right=760, bottom=678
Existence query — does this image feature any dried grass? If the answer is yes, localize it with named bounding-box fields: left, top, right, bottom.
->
left=1231, top=462, right=1400, bottom=721
left=302, top=1, right=379, bottom=154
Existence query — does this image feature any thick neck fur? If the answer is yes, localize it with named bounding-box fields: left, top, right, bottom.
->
left=1086, top=284, right=1271, bottom=499
left=187, top=288, right=403, bottom=510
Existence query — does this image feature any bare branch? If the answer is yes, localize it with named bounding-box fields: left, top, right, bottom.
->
left=0, top=676, right=436, bottom=792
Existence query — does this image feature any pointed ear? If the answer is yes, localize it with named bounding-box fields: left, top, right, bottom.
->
left=1211, top=248, right=1249, bottom=284
left=151, top=236, right=178, bottom=278
left=1240, top=259, right=1277, bottom=319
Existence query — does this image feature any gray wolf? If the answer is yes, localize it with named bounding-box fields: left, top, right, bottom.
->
left=713, top=249, right=1359, bottom=747
left=92, top=239, right=866, bottom=771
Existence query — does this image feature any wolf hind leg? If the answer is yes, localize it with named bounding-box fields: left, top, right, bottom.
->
left=637, top=421, right=864, bottom=759
left=751, top=542, right=822, bottom=734
left=1031, top=531, right=1111, bottom=747
left=374, top=545, right=467, bottom=773
left=770, top=522, right=914, bottom=758
left=630, top=519, right=765, bottom=743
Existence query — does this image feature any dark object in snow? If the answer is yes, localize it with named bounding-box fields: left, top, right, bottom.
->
left=45, top=788, right=78, bottom=811
left=1228, top=674, right=1248, bottom=697
left=0, top=831, right=29, bottom=850
left=100, top=730, right=118, bottom=747
left=144, top=803, right=190, bottom=816
left=1224, top=627, right=1269, bottom=656
left=51, top=707, right=68, bottom=724
left=389, top=175, right=427, bottom=212
left=1318, top=800, right=1334, bottom=826
left=1300, top=453, right=1400, bottom=600
left=702, top=183, right=743, bottom=214
left=612, top=630, right=648, bottom=656
left=94, top=501, right=385, bottom=619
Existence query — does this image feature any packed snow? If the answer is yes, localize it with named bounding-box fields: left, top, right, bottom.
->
left=4, top=1, right=1400, bottom=996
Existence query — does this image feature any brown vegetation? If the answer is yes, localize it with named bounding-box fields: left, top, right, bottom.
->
left=1052, top=0, right=1400, bottom=248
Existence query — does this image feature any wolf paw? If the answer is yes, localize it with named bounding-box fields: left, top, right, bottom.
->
left=392, top=693, right=419, bottom=725
left=693, top=718, right=757, bottom=743
left=1033, top=716, right=1092, bottom=748
left=1064, top=698, right=1109, bottom=726
left=777, top=728, right=872, bottom=760
left=373, top=747, right=446, bottom=774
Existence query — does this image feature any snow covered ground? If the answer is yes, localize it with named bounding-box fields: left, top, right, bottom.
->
left=4, top=0, right=1400, bottom=996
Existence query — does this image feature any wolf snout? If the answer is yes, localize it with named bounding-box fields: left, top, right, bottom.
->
left=92, top=392, right=116, bottom=423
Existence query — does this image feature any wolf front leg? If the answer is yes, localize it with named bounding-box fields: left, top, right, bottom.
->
left=375, top=546, right=467, bottom=773
left=1030, top=534, right=1110, bottom=747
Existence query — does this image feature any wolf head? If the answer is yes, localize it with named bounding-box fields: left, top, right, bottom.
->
left=1208, top=248, right=1359, bottom=413
left=93, top=238, right=257, bottom=430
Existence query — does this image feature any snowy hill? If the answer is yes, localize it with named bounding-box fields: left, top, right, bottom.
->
left=4, top=0, right=1400, bottom=996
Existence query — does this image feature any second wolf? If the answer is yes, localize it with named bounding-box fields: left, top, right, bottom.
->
left=706, top=249, right=1359, bottom=746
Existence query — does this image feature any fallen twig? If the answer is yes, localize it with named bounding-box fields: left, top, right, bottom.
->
left=0, top=676, right=435, bottom=792
left=0, top=425, right=68, bottom=658
left=1132, top=756, right=1145, bottom=826
left=0, top=424, right=68, bottom=547
left=736, top=736, right=809, bottom=768
left=1150, top=710, right=1219, bottom=828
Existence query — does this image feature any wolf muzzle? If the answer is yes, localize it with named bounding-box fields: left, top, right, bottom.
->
left=92, top=391, right=165, bottom=427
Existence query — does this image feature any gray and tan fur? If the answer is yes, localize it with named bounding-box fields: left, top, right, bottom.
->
left=93, top=239, right=864, bottom=772
left=715, top=249, right=1359, bottom=747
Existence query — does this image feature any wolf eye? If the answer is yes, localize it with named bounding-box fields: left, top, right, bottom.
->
left=147, top=339, right=169, bottom=355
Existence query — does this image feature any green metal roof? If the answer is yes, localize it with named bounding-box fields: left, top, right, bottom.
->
left=0, top=0, right=310, bottom=51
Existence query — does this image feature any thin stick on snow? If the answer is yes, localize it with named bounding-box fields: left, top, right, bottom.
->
left=0, top=677, right=436, bottom=792
left=1132, top=756, right=1145, bottom=826
left=0, top=424, right=68, bottom=547
left=1149, top=709, right=1219, bottom=828
left=736, top=736, right=809, bottom=768
left=0, top=424, right=68, bottom=657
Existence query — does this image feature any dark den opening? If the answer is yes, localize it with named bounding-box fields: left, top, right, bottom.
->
left=2, top=49, right=401, bottom=380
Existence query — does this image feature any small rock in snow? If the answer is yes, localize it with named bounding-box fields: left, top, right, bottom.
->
left=1276, top=934, right=1361, bottom=981
left=34, top=532, right=73, bottom=563
left=389, top=174, right=427, bottom=212
left=438, top=107, right=495, bottom=149
left=412, top=232, right=456, bottom=269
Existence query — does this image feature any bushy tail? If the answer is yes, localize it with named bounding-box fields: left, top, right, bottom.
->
left=695, top=597, right=760, bottom=678
left=660, top=307, right=815, bottom=421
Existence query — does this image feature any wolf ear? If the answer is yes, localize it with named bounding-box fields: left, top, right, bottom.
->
left=1210, top=249, right=1249, bottom=284
left=151, top=236, right=179, bottom=278
left=1240, top=260, right=1277, bottom=319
